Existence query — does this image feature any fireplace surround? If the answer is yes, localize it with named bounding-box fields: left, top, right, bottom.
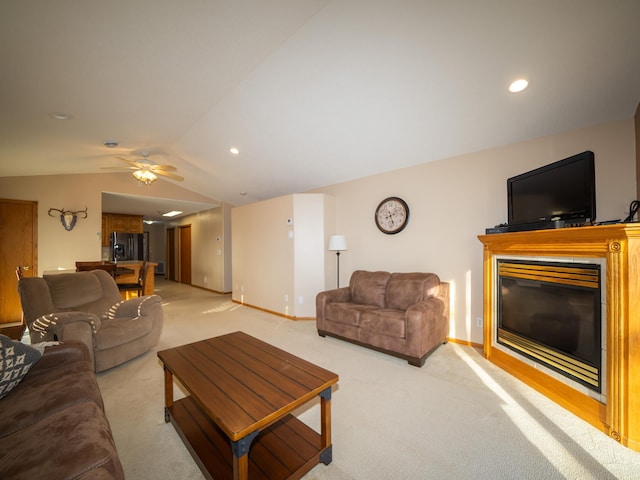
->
left=479, top=224, right=640, bottom=452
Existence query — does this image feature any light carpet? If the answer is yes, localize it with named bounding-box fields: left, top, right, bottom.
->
left=96, top=278, right=640, bottom=479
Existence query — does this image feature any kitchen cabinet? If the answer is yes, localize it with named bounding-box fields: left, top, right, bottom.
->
left=102, top=213, right=143, bottom=246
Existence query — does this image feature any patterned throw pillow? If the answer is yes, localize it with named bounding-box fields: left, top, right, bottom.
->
left=0, top=334, right=43, bottom=400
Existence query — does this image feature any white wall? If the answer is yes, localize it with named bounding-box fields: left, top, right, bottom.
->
left=309, top=118, right=637, bottom=344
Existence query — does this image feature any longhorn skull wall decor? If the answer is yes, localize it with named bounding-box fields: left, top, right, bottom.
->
left=48, top=207, right=88, bottom=231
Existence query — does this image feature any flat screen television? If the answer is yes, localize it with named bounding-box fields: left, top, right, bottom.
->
left=507, top=150, right=595, bottom=228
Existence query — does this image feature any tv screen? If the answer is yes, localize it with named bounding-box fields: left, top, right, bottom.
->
left=507, top=151, right=595, bottom=226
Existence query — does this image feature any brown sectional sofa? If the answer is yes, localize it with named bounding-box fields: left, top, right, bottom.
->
left=0, top=339, right=124, bottom=479
left=316, top=270, right=449, bottom=366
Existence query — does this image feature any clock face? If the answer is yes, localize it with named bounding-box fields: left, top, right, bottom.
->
left=375, top=197, right=409, bottom=234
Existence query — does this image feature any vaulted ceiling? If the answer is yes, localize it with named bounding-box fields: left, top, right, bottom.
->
left=1, top=0, right=639, bottom=210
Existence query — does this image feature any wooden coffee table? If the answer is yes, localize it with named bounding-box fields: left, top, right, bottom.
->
left=157, top=331, right=339, bottom=480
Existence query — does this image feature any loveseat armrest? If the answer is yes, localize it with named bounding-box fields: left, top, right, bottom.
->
left=316, top=287, right=351, bottom=331
left=405, top=292, right=449, bottom=364
left=105, top=294, right=162, bottom=319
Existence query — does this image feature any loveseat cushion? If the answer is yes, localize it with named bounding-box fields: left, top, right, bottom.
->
left=360, top=309, right=406, bottom=338
left=325, top=303, right=379, bottom=327
left=385, top=272, right=441, bottom=311
left=350, top=270, right=391, bottom=308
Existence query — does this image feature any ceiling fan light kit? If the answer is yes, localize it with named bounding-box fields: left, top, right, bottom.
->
left=133, top=169, right=158, bottom=185
left=102, top=151, right=185, bottom=185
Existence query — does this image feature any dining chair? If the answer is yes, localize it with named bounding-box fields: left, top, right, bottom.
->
left=117, top=261, right=148, bottom=298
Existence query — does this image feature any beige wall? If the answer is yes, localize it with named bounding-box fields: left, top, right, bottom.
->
left=231, top=193, right=328, bottom=318
left=292, top=194, right=327, bottom=317
left=0, top=172, right=217, bottom=275
left=146, top=222, right=166, bottom=271
left=309, top=118, right=637, bottom=344
left=232, top=195, right=295, bottom=315
left=168, top=203, right=232, bottom=293
left=2, top=118, right=636, bottom=342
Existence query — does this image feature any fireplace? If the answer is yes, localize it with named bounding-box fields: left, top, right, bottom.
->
left=479, top=225, right=640, bottom=452
left=496, top=259, right=602, bottom=392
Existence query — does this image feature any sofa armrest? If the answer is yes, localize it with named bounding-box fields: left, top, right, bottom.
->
left=316, top=287, right=351, bottom=330
left=405, top=292, right=449, bottom=360
left=28, top=340, right=92, bottom=374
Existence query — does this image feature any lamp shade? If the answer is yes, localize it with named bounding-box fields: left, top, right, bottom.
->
left=328, top=235, right=348, bottom=251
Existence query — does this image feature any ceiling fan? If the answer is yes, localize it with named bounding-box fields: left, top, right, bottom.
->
left=102, top=151, right=184, bottom=185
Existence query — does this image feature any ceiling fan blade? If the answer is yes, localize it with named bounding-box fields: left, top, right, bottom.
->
left=150, top=164, right=178, bottom=172
left=115, top=156, right=143, bottom=168
left=101, top=166, right=138, bottom=171
left=156, top=171, right=184, bottom=181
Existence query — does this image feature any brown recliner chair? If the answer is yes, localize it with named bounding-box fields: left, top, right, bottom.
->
left=18, top=269, right=163, bottom=372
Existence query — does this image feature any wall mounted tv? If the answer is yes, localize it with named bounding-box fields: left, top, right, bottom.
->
left=507, top=150, right=595, bottom=231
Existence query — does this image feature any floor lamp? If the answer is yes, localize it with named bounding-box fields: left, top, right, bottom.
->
left=328, top=235, right=348, bottom=288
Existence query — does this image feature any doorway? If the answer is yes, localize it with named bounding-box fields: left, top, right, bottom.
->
left=179, top=225, right=192, bottom=285
left=166, top=227, right=176, bottom=281
left=0, top=199, right=37, bottom=324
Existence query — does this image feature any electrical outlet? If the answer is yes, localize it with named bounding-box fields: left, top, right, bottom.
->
left=476, top=317, right=483, bottom=328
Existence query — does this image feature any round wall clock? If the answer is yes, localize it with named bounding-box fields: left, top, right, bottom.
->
left=374, top=197, right=410, bottom=234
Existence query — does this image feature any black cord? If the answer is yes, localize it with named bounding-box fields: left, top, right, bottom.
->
left=623, top=200, right=640, bottom=222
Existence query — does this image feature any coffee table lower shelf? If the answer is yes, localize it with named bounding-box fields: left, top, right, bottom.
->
left=167, top=396, right=329, bottom=480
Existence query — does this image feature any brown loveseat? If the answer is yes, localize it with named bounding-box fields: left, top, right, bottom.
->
left=0, top=338, right=124, bottom=479
left=18, top=269, right=163, bottom=372
left=316, top=270, right=449, bottom=366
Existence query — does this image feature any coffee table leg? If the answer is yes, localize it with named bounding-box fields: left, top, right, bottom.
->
left=319, top=387, right=333, bottom=464
left=164, top=367, right=173, bottom=423
left=230, top=430, right=259, bottom=480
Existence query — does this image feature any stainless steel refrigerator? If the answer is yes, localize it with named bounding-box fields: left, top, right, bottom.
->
left=111, top=232, right=148, bottom=261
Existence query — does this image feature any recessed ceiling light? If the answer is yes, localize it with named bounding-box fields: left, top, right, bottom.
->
left=230, top=147, right=240, bottom=155
left=162, top=210, right=183, bottom=217
left=103, top=140, right=119, bottom=148
left=509, top=79, right=529, bottom=93
left=49, top=112, right=72, bottom=120
left=240, top=192, right=247, bottom=196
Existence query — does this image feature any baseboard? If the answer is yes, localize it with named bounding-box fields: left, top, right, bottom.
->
left=447, top=337, right=483, bottom=350
left=190, top=284, right=232, bottom=295
left=231, top=299, right=314, bottom=321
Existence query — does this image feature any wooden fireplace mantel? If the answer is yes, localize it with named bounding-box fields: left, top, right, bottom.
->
left=479, top=224, right=640, bottom=451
